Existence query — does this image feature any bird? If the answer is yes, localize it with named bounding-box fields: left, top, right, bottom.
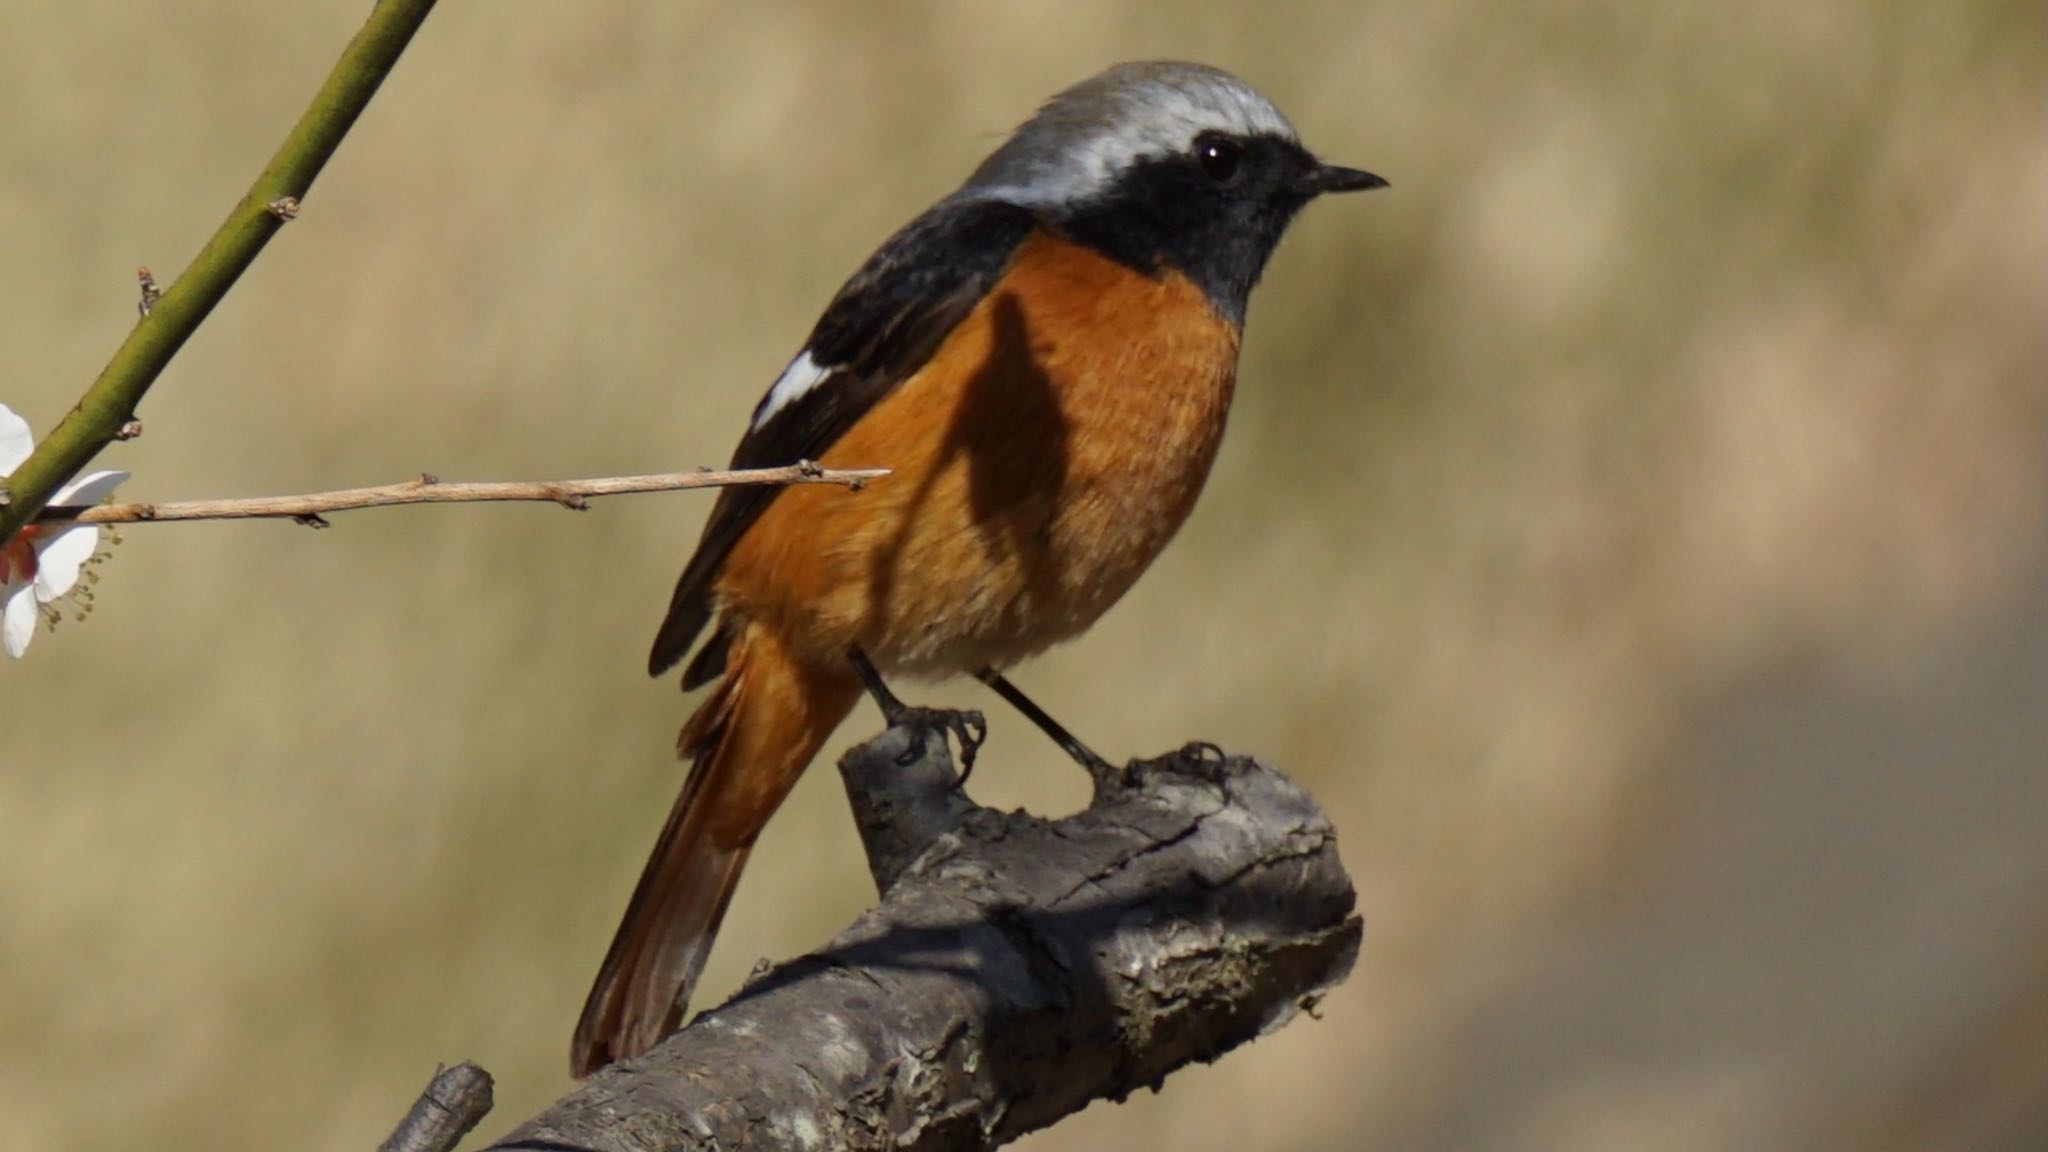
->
left=572, top=59, right=1384, bottom=1076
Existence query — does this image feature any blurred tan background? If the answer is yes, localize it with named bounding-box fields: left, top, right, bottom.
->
left=1, top=3, right=2040, bottom=1150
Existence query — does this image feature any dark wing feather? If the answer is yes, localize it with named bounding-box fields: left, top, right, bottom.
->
left=648, top=196, right=1038, bottom=678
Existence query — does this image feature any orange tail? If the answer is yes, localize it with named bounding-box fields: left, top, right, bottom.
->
left=571, top=623, right=858, bottom=1077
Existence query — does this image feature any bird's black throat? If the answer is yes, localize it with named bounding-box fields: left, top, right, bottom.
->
left=1051, top=134, right=1321, bottom=327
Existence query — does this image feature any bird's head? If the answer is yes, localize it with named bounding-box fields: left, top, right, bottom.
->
left=961, top=61, right=1384, bottom=321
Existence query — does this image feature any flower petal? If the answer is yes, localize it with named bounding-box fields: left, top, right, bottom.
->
left=52, top=468, right=128, bottom=505
left=0, top=404, right=32, bottom=475
left=3, top=581, right=37, bottom=657
left=30, top=524, right=98, bottom=599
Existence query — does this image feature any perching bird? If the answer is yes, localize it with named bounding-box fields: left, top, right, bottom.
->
left=572, top=60, right=1383, bottom=1076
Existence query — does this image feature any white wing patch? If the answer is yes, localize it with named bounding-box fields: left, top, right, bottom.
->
left=751, top=350, right=832, bottom=430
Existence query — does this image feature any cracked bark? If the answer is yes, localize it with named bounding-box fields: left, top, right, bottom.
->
left=493, top=726, right=1362, bottom=1151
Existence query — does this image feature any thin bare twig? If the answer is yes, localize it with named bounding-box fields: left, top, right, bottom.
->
left=34, top=464, right=887, bottom=527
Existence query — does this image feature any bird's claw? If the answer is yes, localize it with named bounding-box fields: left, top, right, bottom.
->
left=1118, top=740, right=1233, bottom=794
left=888, top=706, right=988, bottom=785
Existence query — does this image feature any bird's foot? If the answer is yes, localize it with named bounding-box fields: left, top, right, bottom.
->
left=1173, top=740, right=1229, bottom=778
left=849, top=646, right=988, bottom=786
left=1123, top=740, right=1234, bottom=792
left=886, top=705, right=988, bottom=784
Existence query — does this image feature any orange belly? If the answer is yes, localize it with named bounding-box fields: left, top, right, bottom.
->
left=716, top=230, right=1239, bottom=677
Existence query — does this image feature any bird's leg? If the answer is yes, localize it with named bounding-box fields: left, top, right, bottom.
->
left=848, top=647, right=987, bottom=782
left=973, top=668, right=1126, bottom=798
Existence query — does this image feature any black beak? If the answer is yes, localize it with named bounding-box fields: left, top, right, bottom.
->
left=1300, top=163, right=1389, bottom=196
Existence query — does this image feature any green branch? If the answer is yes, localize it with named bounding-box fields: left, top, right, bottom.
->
left=0, top=0, right=442, bottom=539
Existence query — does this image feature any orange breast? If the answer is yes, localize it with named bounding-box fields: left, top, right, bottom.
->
left=716, top=229, right=1240, bottom=677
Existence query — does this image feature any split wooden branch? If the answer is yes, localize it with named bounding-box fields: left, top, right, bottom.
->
left=379, top=1062, right=495, bottom=1152
left=32, top=464, right=887, bottom=527
left=491, top=728, right=1361, bottom=1152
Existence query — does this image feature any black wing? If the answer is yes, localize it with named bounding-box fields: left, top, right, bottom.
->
left=649, top=195, right=1038, bottom=680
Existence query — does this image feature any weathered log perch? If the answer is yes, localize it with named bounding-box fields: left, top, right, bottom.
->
left=492, top=725, right=1362, bottom=1152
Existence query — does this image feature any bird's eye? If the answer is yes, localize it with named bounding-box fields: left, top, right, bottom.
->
left=1195, top=134, right=1242, bottom=183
